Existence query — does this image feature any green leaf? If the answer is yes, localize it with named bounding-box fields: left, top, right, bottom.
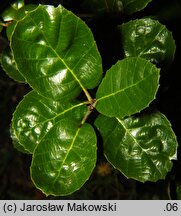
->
left=11, top=5, right=102, bottom=101
left=11, top=91, right=87, bottom=154
left=81, top=0, right=123, bottom=15
left=31, top=121, right=97, bottom=196
left=119, top=18, right=176, bottom=65
left=121, top=0, right=152, bottom=15
left=1, top=0, right=24, bottom=21
left=1, top=47, right=25, bottom=82
left=6, top=5, right=38, bottom=40
left=95, top=111, right=178, bottom=182
left=96, top=57, right=160, bottom=118
left=12, top=0, right=24, bottom=10
left=10, top=125, right=30, bottom=154
left=1, top=4, right=37, bottom=40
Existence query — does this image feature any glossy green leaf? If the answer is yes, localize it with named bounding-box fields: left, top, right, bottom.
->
left=11, top=5, right=102, bottom=101
left=12, top=0, right=24, bottom=10
left=10, top=125, right=30, bottom=154
left=95, top=111, right=178, bottom=182
left=119, top=18, right=176, bottom=65
left=1, top=47, right=25, bottom=82
left=96, top=57, right=160, bottom=118
left=81, top=0, right=123, bottom=15
left=11, top=91, right=87, bottom=154
left=1, top=0, right=24, bottom=21
left=121, top=0, right=152, bottom=15
left=31, top=121, right=97, bottom=196
left=6, top=5, right=38, bottom=40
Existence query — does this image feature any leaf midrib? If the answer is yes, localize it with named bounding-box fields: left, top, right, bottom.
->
left=116, top=117, right=162, bottom=177
left=14, top=94, right=86, bottom=152
left=14, top=7, right=88, bottom=95
left=51, top=126, right=81, bottom=189
left=97, top=72, right=154, bottom=102
left=31, top=13, right=87, bottom=93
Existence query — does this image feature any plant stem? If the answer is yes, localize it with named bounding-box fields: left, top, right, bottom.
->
left=80, top=98, right=96, bottom=126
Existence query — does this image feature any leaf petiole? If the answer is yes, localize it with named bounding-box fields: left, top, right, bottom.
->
left=83, top=89, right=93, bottom=103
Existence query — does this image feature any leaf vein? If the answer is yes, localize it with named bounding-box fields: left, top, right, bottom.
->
left=116, top=117, right=163, bottom=176
left=97, top=73, right=154, bottom=102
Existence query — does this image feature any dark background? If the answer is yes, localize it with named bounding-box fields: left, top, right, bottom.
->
left=0, top=0, right=181, bottom=199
